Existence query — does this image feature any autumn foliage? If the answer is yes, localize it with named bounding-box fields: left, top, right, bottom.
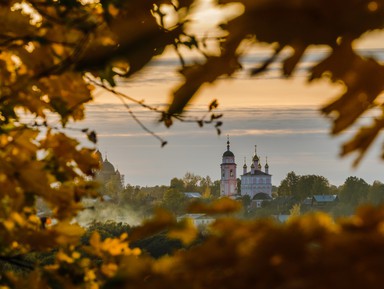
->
left=1, top=0, right=384, bottom=288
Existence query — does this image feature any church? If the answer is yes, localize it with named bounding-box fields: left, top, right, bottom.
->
left=220, top=138, right=272, bottom=199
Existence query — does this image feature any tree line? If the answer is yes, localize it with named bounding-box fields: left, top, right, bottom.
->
left=250, top=172, right=384, bottom=218
left=100, top=173, right=221, bottom=217
left=95, top=170, right=384, bottom=220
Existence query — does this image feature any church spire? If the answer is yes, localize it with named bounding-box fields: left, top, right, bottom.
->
left=243, top=157, right=247, bottom=174
left=252, top=144, right=259, bottom=169
left=227, top=135, right=230, bottom=151
left=222, top=136, right=234, bottom=159
left=265, top=156, right=269, bottom=174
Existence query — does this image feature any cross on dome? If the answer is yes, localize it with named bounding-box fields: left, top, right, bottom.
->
left=252, top=145, right=259, bottom=161
left=227, top=135, right=230, bottom=151
left=222, top=136, right=234, bottom=158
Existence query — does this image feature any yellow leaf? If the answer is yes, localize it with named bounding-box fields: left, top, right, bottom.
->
left=101, top=263, right=118, bottom=277
left=72, top=251, right=81, bottom=259
left=101, top=237, right=130, bottom=256
left=130, top=208, right=176, bottom=241
left=3, top=220, right=14, bottom=231
left=120, top=232, right=128, bottom=240
left=53, top=221, right=85, bottom=245
left=168, top=218, right=198, bottom=245
left=100, top=36, right=117, bottom=46
left=131, top=247, right=141, bottom=256
left=51, top=43, right=65, bottom=56
left=153, top=256, right=175, bottom=274
left=89, top=231, right=101, bottom=250
left=188, top=197, right=242, bottom=215
left=84, top=269, right=96, bottom=282
left=11, top=212, right=25, bottom=226
left=108, top=4, right=119, bottom=17
left=57, top=251, right=74, bottom=264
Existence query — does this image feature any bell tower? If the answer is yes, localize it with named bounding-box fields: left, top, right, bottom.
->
left=220, top=136, right=237, bottom=197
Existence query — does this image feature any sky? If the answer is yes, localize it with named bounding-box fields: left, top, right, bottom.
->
left=76, top=52, right=384, bottom=187
left=75, top=3, right=384, bottom=188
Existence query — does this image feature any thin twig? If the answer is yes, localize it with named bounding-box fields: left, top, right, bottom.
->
left=85, top=76, right=163, bottom=113
left=116, top=94, right=168, bottom=147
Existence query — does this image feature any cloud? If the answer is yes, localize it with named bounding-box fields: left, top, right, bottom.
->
left=229, top=128, right=328, bottom=136
left=103, top=47, right=384, bottom=87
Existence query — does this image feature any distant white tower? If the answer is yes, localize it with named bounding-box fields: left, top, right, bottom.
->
left=220, top=136, right=237, bottom=197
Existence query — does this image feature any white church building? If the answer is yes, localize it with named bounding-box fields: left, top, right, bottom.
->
left=220, top=139, right=272, bottom=199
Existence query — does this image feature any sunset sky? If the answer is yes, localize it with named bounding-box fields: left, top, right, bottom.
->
left=79, top=55, right=383, bottom=187
left=78, top=3, right=384, bottom=188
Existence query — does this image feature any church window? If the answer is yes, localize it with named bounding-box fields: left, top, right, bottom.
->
left=230, top=169, right=233, bottom=177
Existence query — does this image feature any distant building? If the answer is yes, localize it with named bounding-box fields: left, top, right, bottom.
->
left=94, top=150, right=124, bottom=191
left=241, top=146, right=272, bottom=199
left=177, top=214, right=215, bottom=227
left=184, top=192, right=202, bottom=199
left=311, top=194, right=339, bottom=207
left=251, top=192, right=273, bottom=208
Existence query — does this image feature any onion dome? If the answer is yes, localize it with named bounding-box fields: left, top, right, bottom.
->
left=251, top=163, right=255, bottom=168
left=265, top=158, right=269, bottom=168
left=223, top=150, right=234, bottom=157
left=258, top=163, right=262, bottom=169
